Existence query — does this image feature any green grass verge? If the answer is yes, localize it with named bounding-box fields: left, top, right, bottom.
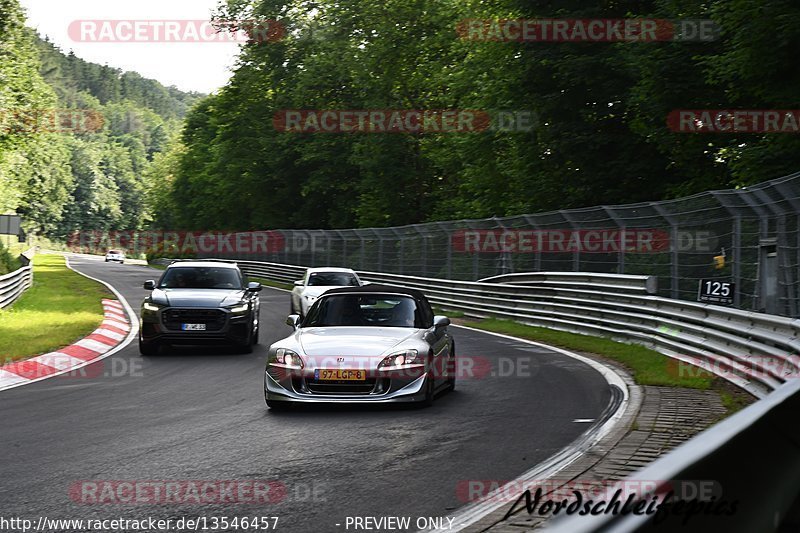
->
left=0, top=254, right=111, bottom=364
left=433, top=307, right=465, bottom=318
left=462, top=317, right=714, bottom=389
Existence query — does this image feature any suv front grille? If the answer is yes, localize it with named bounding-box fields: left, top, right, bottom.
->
left=163, top=308, right=226, bottom=331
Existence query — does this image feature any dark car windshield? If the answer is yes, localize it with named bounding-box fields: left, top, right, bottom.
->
left=158, top=267, right=243, bottom=289
left=307, top=272, right=359, bottom=287
left=303, top=294, right=424, bottom=328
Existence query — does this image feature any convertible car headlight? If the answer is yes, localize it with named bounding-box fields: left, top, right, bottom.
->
left=228, top=303, right=249, bottom=315
left=378, top=349, right=423, bottom=369
left=142, top=302, right=162, bottom=312
left=275, top=348, right=304, bottom=368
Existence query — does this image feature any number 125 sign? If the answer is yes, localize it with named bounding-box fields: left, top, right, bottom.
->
left=698, top=279, right=735, bottom=305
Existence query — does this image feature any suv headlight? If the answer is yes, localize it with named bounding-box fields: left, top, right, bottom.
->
left=275, top=348, right=303, bottom=368
left=228, top=303, right=249, bottom=315
left=142, top=302, right=162, bottom=312
left=378, top=349, right=423, bottom=369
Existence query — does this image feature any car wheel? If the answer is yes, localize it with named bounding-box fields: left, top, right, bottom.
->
left=251, top=323, right=259, bottom=345
left=139, top=339, right=159, bottom=355
left=421, top=373, right=435, bottom=408
left=447, top=349, right=456, bottom=391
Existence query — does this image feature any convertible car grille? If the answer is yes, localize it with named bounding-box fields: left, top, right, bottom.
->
left=163, top=308, right=226, bottom=331
left=305, top=378, right=384, bottom=395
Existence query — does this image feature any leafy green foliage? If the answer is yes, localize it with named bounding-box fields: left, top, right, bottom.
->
left=4, top=0, right=800, bottom=236
left=0, top=1, right=203, bottom=240
left=165, top=0, right=800, bottom=231
left=0, top=241, right=21, bottom=275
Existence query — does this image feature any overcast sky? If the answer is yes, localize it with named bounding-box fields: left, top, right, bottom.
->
left=20, top=0, right=241, bottom=94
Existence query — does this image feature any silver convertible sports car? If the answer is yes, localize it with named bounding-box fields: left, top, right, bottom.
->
left=265, top=284, right=455, bottom=408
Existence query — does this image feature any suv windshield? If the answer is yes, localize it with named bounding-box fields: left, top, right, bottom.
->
left=304, top=294, right=422, bottom=328
left=307, top=272, right=360, bottom=287
left=159, top=267, right=243, bottom=289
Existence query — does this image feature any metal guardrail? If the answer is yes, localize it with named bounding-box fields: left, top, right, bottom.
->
left=480, top=271, right=659, bottom=295
left=545, top=377, right=800, bottom=532
left=158, top=257, right=797, bottom=399
left=0, top=251, right=33, bottom=309
left=157, top=257, right=800, bottom=530
left=357, top=271, right=799, bottom=399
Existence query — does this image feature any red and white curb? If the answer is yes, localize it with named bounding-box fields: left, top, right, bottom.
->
left=0, top=299, right=132, bottom=390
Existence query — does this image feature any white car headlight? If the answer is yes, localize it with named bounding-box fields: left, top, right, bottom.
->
left=275, top=348, right=303, bottom=368
left=143, top=302, right=162, bottom=312
left=228, top=303, right=248, bottom=315
left=378, top=349, right=423, bottom=369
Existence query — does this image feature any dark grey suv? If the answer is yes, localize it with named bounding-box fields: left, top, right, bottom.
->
left=139, top=261, right=262, bottom=355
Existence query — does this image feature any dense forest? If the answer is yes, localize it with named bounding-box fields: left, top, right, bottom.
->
left=153, top=0, right=800, bottom=230
left=2, top=0, right=800, bottom=236
left=0, top=0, right=202, bottom=239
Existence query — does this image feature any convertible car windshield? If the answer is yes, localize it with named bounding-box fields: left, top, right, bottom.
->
left=307, top=272, right=360, bottom=287
left=304, top=295, right=422, bottom=327
left=158, top=267, right=243, bottom=289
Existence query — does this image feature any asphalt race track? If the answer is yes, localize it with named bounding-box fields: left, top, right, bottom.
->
left=0, top=256, right=612, bottom=532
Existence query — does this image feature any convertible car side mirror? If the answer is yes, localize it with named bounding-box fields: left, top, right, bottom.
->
left=293, top=280, right=304, bottom=287
left=143, top=280, right=155, bottom=290
left=286, top=314, right=301, bottom=329
left=433, top=316, right=450, bottom=328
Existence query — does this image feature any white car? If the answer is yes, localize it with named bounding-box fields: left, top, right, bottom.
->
left=104, top=249, right=125, bottom=263
left=266, top=284, right=454, bottom=408
left=290, top=267, right=362, bottom=317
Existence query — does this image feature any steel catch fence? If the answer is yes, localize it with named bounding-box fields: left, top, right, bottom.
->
left=198, top=172, right=800, bottom=318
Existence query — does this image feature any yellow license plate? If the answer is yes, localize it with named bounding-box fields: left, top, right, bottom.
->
left=315, top=369, right=366, bottom=381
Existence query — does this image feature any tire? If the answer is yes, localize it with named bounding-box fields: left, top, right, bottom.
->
left=139, top=339, right=159, bottom=355
left=447, top=349, right=456, bottom=391
left=421, top=373, right=435, bottom=408
left=251, top=323, right=260, bottom=345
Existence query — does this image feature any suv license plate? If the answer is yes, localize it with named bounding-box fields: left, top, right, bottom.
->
left=182, top=323, right=206, bottom=331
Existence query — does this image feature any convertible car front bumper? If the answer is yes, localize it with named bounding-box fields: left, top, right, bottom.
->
left=264, top=369, right=430, bottom=404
